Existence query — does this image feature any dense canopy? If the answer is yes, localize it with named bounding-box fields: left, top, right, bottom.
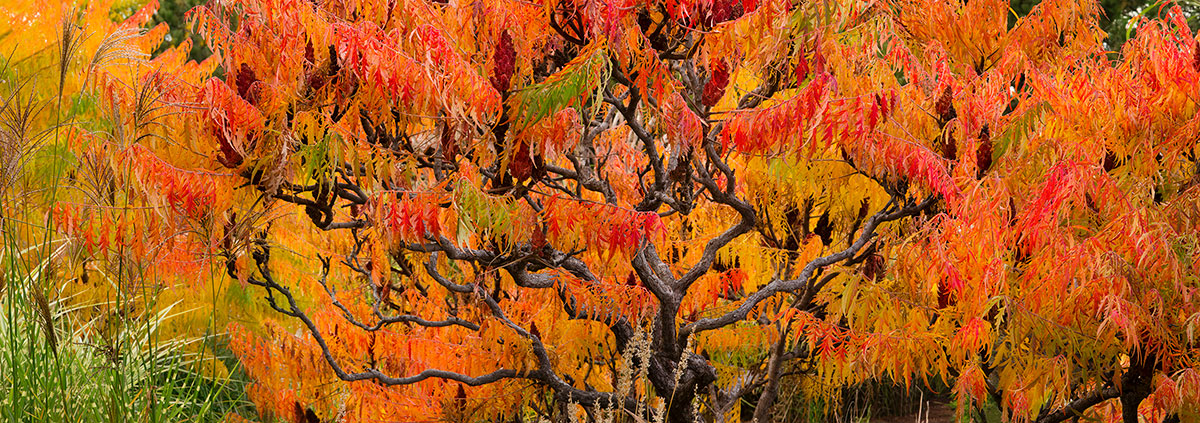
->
left=0, top=0, right=1198, bottom=422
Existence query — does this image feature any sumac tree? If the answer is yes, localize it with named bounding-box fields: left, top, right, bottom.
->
left=92, top=0, right=1200, bottom=422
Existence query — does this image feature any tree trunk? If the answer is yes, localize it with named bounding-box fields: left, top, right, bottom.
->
left=663, top=353, right=718, bottom=423
left=751, top=330, right=789, bottom=423
left=1119, top=352, right=1157, bottom=423
left=1120, top=398, right=1141, bottom=423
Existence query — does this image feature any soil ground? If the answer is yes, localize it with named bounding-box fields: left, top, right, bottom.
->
left=871, top=402, right=957, bottom=423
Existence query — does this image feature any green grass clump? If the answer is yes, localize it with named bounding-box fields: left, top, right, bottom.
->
left=0, top=253, right=254, bottom=423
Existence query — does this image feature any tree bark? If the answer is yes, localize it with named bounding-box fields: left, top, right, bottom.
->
left=751, top=328, right=789, bottom=423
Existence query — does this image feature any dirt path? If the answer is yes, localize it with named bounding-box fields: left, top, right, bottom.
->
left=871, top=402, right=957, bottom=423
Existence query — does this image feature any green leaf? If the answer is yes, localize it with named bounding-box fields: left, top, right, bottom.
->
left=508, top=44, right=607, bottom=130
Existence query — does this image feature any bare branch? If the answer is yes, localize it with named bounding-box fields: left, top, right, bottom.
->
left=680, top=194, right=937, bottom=338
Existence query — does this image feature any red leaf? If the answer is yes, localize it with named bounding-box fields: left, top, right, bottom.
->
left=795, top=55, right=810, bottom=83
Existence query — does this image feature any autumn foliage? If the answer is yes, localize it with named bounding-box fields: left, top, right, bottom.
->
left=23, top=0, right=1200, bottom=422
